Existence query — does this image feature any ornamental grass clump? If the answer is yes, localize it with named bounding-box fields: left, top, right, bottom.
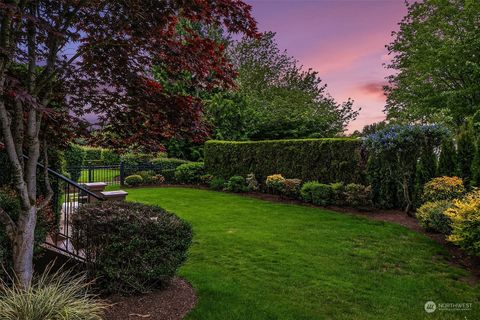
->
left=0, top=267, right=107, bottom=320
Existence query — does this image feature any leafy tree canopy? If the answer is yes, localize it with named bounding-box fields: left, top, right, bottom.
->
left=206, top=32, right=359, bottom=140
left=384, top=0, right=480, bottom=127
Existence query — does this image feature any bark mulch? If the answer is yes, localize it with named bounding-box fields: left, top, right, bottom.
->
left=104, top=277, right=197, bottom=320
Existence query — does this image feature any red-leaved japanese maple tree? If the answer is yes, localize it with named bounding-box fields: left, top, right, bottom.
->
left=0, top=0, right=257, bottom=287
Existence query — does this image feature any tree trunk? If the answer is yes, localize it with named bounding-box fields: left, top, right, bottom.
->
left=12, top=205, right=37, bottom=288
left=402, top=175, right=412, bottom=215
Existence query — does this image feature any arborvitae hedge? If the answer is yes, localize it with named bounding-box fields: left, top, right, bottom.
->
left=204, top=139, right=366, bottom=184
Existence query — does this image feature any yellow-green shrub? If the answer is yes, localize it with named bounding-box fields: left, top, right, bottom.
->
left=422, top=176, right=465, bottom=203
left=266, top=174, right=286, bottom=194
left=416, top=200, right=453, bottom=234
left=445, top=190, right=480, bottom=256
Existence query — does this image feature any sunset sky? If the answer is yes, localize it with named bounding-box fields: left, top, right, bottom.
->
left=246, top=0, right=407, bottom=132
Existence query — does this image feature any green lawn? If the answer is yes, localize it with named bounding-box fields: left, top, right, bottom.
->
left=125, top=187, right=479, bottom=320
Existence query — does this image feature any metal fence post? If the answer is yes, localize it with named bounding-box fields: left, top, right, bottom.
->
left=120, top=162, right=125, bottom=186
left=88, top=166, right=93, bottom=183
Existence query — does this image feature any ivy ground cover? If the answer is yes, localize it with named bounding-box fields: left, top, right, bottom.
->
left=126, top=187, right=479, bottom=319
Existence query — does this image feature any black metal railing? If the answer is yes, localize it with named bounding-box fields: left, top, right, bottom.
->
left=67, top=162, right=177, bottom=185
left=39, top=163, right=103, bottom=261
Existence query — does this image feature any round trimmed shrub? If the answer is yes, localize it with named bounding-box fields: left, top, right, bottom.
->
left=283, top=178, right=302, bottom=198
left=175, top=162, right=205, bottom=184
left=301, top=182, right=332, bottom=206
left=225, top=175, right=248, bottom=193
left=266, top=174, right=286, bottom=194
left=72, top=201, right=193, bottom=294
left=125, top=174, right=143, bottom=187
left=209, top=177, right=226, bottom=191
left=416, top=200, right=453, bottom=234
left=423, top=176, right=465, bottom=203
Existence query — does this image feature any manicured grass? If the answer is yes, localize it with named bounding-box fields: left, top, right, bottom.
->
left=78, top=168, right=119, bottom=184
left=126, top=187, right=479, bottom=319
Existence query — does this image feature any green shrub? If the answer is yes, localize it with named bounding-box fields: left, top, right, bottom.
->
left=246, top=173, right=259, bottom=191
left=225, top=176, right=248, bottom=193
left=161, top=169, right=176, bottom=183
left=200, top=174, right=214, bottom=185
left=344, top=183, right=372, bottom=209
left=422, top=176, right=465, bottom=203
left=204, top=139, right=365, bottom=184
left=150, top=157, right=190, bottom=170
left=265, top=174, right=286, bottom=194
left=457, top=123, right=475, bottom=187
left=64, top=144, right=86, bottom=182
left=301, top=182, right=332, bottom=206
left=283, top=178, right=302, bottom=198
left=175, top=162, right=205, bottom=184
left=209, top=177, right=226, bottom=191
left=445, top=190, right=480, bottom=256
left=135, top=170, right=155, bottom=185
left=101, top=149, right=120, bottom=165
left=121, top=152, right=156, bottom=166
left=416, top=200, right=453, bottom=234
left=437, top=138, right=457, bottom=177
left=82, top=146, right=103, bottom=164
left=125, top=175, right=143, bottom=187
left=0, top=267, right=107, bottom=319
left=330, top=182, right=345, bottom=206
left=72, top=201, right=193, bottom=294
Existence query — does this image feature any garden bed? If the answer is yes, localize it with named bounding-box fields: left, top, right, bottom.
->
left=104, top=277, right=196, bottom=320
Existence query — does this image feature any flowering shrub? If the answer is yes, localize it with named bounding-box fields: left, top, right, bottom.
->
left=422, top=176, right=465, bottom=203
left=266, top=174, right=286, bottom=194
left=364, top=124, right=449, bottom=212
left=416, top=200, right=453, bottom=234
left=445, top=190, right=480, bottom=256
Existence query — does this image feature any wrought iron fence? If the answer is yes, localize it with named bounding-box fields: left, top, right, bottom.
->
left=39, top=163, right=103, bottom=261
left=67, top=162, right=177, bottom=185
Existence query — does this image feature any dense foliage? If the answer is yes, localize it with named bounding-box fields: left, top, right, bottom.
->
left=224, top=176, right=248, bottom=193
left=385, top=0, right=480, bottom=126
left=416, top=200, right=453, bottom=235
left=445, top=190, right=480, bottom=256
left=175, top=162, right=205, bottom=184
left=204, top=32, right=358, bottom=140
left=205, top=139, right=365, bottom=183
left=364, top=124, right=449, bottom=212
left=72, top=201, right=193, bottom=294
left=422, top=176, right=465, bottom=203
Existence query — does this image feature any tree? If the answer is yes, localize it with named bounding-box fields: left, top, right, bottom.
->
left=0, top=0, right=256, bottom=288
left=457, top=123, right=476, bottom=187
left=207, top=31, right=358, bottom=140
left=364, top=124, right=448, bottom=213
left=437, top=138, right=457, bottom=177
left=385, top=0, right=480, bottom=127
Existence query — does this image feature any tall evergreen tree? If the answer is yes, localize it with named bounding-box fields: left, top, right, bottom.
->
left=414, top=145, right=437, bottom=207
left=457, top=123, right=476, bottom=187
left=437, top=138, right=457, bottom=177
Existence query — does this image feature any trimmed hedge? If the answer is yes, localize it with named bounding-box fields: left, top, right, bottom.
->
left=204, top=139, right=366, bottom=183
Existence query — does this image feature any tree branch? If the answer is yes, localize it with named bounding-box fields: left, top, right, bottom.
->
left=36, top=139, right=53, bottom=211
